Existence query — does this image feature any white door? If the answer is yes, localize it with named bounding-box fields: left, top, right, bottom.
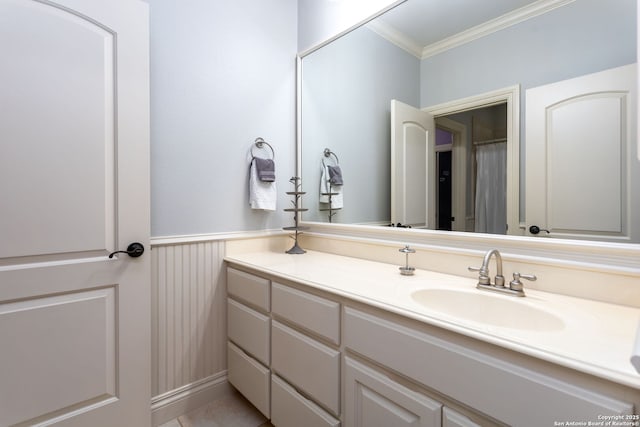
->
left=525, top=64, right=638, bottom=242
left=0, top=1, right=151, bottom=426
left=391, top=100, right=436, bottom=228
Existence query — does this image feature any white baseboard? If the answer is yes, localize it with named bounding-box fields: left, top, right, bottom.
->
left=151, top=372, right=232, bottom=426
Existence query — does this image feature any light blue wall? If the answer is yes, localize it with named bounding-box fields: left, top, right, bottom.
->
left=420, top=0, right=636, bottom=107
left=301, top=26, right=420, bottom=223
left=148, top=0, right=297, bottom=237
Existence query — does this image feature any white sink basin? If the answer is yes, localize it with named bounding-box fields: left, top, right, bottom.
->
left=411, top=289, right=565, bottom=331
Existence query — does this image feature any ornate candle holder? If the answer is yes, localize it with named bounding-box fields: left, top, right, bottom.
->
left=283, top=177, right=309, bottom=254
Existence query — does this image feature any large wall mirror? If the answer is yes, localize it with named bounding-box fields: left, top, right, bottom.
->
left=299, top=0, right=639, bottom=245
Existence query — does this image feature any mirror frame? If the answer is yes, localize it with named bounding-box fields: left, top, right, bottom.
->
left=295, top=0, right=640, bottom=271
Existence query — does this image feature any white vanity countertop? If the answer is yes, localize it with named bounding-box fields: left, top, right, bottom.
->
left=225, top=249, right=640, bottom=389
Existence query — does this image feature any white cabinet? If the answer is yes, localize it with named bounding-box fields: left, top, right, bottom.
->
left=226, top=267, right=341, bottom=426
left=344, top=357, right=442, bottom=427
left=270, top=280, right=342, bottom=426
left=344, top=306, right=633, bottom=427
left=227, top=264, right=635, bottom=427
left=226, top=268, right=271, bottom=418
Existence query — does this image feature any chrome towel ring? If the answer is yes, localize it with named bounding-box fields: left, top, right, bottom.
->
left=323, top=147, right=339, bottom=166
left=251, top=137, right=275, bottom=159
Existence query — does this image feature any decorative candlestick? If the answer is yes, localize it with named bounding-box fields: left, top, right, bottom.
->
left=319, top=182, right=341, bottom=223
left=283, top=177, right=309, bottom=254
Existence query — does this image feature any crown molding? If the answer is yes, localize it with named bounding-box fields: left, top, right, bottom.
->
left=366, top=19, right=423, bottom=58
left=422, top=0, right=575, bottom=58
left=366, top=0, right=576, bottom=59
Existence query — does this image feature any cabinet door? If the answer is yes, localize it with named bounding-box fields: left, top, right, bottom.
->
left=443, top=407, right=481, bottom=427
left=344, top=307, right=633, bottom=426
left=345, top=357, right=441, bottom=427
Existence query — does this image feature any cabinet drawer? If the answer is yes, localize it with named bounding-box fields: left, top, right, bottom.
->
left=345, top=357, right=442, bottom=427
left=227, top=267, right=270, bottom=311
left=271, top=320, right=340, bottom=415
left=272, top=282, right=340, bottom=345
left=227, top=298, right=270, bottom=365
left=271, top=374, right=340, bottom=427
left=443, top=407, right=481, bottom=427
left=227, top=341, right=270, bottom=418
left=344, top=307, right=633, bottom=427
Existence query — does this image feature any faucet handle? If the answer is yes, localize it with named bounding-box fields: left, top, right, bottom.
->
left=509, top=272, right=537, bottom=292
left=399, top=245, right=415, bottom=276
left=468, top=266, right=490, bottom=285
left=399, top=245, right=416, bottom=254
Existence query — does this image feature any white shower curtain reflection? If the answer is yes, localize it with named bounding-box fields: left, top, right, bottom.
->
left=474, top=142, right=507, bottom=234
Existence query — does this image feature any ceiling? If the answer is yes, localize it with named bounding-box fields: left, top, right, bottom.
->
left=376, top=0, right=545, bottom=50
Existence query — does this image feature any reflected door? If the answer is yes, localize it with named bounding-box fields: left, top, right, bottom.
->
left=525, top=64, right=638, bottom=242
left=391, top=100, right=436, bottom=228
left=0, top=0, right=151, bottom=425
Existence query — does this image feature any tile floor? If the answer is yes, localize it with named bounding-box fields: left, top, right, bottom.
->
left=158, top=391, right=274, bottom=427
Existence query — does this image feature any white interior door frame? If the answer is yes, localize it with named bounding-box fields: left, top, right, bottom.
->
left=424, top=85, right=521, bottom=236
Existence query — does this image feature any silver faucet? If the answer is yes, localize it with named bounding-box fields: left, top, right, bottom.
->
left=468, top=249, right=535, bottom=297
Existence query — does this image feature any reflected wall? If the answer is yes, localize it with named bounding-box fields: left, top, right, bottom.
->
left=302, top=24, right=420, bottom=224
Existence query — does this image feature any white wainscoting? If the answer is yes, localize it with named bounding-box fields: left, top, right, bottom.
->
left=150, top=238, right=229, bottom=425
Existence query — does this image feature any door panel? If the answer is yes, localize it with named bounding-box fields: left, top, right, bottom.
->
left=0, top=288, right=116, bottom=426
left=549, top=95, right=623, bottom=232
left=404, top=126, right=428, bottom=225
left=0, top=0, right=150, bottom=425
left=391, top=100, right=436, bottom=228
left=525, top=64, right=637, bottom=242
left=345, top=357, right=442, bottom=427
left=0, top=0, right=116, bottom=260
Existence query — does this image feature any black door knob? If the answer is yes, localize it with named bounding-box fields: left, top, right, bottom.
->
left=108, top=242, right=145, bottom=258
left=529, top=225, right=550, bottom=235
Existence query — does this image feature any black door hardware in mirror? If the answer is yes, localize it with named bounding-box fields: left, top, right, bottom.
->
left=528, top=226, right=550, bottom=235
